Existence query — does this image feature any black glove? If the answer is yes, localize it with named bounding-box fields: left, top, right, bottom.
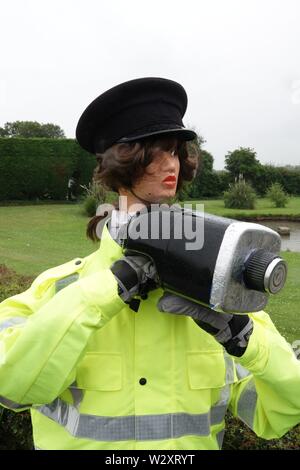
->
left=110, top=254, right=159, bottom=303
left=157, top=293, right=253, bottom=357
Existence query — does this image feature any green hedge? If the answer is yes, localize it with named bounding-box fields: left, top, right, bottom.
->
left=0, top=138, right=96, bottom=200
left=245, top=165, right=300, bottom=197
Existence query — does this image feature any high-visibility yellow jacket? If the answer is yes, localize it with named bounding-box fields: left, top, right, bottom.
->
left=0, top=224, right=300, bottom=450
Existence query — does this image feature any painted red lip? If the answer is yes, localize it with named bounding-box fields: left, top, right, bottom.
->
left=163, top=175, right=177, bottom=183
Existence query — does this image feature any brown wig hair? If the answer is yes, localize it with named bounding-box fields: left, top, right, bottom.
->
left=87, top=136, right=199, bottom=241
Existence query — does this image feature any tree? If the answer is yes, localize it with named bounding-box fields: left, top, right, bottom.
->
left=0, top=121, right=65, bottom=138
left=266, top=182, right=289, bottom=208
left=189, top=150, right=215, bottom=197
left=37, top=123, right=65, bottom=139
left=252, top=164, right=282, bottom=196
left=184, top=149, right=221, bottom=199
left=180, top=129, right=227, bottom=199
left=225, top=147, right=261, bottom=185
left=216, top=170, right=231, bottom=193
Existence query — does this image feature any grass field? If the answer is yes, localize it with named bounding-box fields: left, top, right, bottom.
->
left=265, top=251, right=300, bottom=343
left=189, top=196, right=300, bottom=219
left=0, top=204, right=96, bottom=276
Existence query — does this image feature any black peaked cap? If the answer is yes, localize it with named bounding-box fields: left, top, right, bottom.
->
left=76, top=77, right=196, bottom=154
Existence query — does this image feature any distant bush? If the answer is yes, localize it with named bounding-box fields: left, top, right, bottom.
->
left=83, top=195, right=98, bottom=217
left=266, top=182, right=289, bottom=208
left=224, top=180, right=256, bottom=209
left=0, top=265, right=33, bottom=302
left=81, top=181, right=107, bottom=217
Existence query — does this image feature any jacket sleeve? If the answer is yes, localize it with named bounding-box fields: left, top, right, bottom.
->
left=229, top=310, right=300, bottom=439
left=0, top=266, right=124, bottom=409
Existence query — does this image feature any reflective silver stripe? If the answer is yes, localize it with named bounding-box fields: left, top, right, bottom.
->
left=235, top=363, right=251, bottom=381
left=223, top=352, right=235, bottom=384
left=0, top=395, right=31, bottom=409
left=217, top=384, right=230, bottom=407
left=216, top=429, right=225, bottom=449
left=68, top=382, right=84, bottom=408
left=211, top=403, right=227, bottom=425
left=37, top=398, right=228, bottom=441
left=0, top=317, right=27, bottom=332
left=237, top=378, right=257, bottom=429
left=211, top=383, right=230, bottom=425
left=212, top=384, right=234, bottom=449
left=55, top=274, right=79, bottom=293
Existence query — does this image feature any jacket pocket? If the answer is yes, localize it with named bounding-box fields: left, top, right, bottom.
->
left=76, top=352, right=122, bottom=391
left=187, top=351, right=229, bottom=389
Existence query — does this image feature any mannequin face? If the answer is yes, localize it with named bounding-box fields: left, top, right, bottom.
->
left=130, top=145, right=180, bottom=203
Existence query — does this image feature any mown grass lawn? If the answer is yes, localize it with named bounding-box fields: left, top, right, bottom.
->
left=0, top=204, right=96, bottom=276
left=265, top=251, right=300, bottom=344
left=189, top=196, right=300, bottom=219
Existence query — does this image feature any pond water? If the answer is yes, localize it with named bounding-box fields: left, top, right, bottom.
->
left=254, top=220, right=300, bottom=253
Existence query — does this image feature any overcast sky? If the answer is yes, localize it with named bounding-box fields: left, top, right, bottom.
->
left=1, top=0, right=300, bottom=169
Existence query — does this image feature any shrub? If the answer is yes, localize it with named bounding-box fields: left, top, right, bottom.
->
left=223, top=180, right=256, bottom=209
left=0, top=265, right=33, bottom=302
left=0, top=407, right=33, bottom=450
left=83, top=196, right=97, bottom=217
left=176, top=183, right=191, bottom=202
left=266, top=182, right=289, bottom=208
left=223, top=413, right=300, bottom=450
left=81, top=181, right=107, bottom=217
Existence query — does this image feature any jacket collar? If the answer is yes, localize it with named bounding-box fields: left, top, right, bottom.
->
left=95, top=220, right=123, bottom=269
